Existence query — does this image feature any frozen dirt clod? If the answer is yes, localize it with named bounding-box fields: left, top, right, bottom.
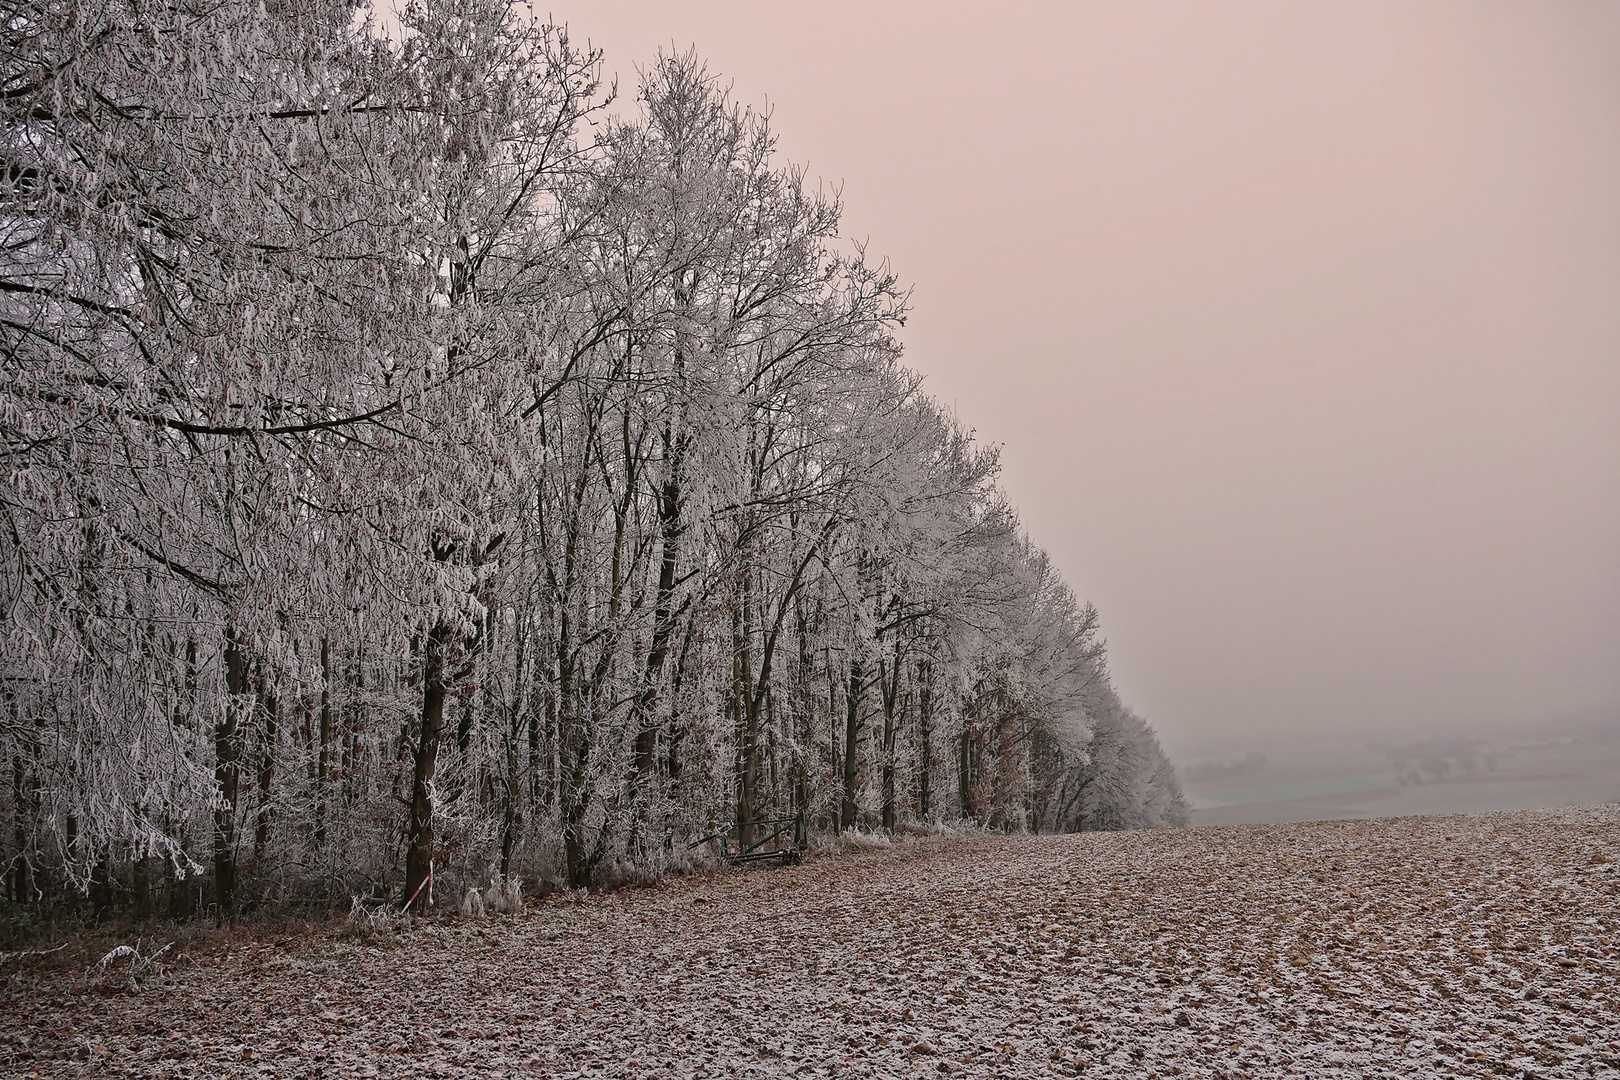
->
left=4, top=806, right=1617, bottom=1079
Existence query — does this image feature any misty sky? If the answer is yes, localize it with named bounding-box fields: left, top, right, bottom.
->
left=541, top=0, right=1620, bottom=755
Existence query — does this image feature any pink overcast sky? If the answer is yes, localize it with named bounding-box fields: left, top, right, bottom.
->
left=540, top=0, right=1619, bottom=755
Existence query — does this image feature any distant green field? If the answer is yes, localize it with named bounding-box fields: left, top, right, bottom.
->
left=1188, top=772, right=1397, bottom=809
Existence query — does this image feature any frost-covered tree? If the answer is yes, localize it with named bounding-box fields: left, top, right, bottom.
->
left=2, top=11, right=1184, bottom=922
left=3, top=0, right=437, bottom=912
left=1055, top=696, right=1190, bottom=832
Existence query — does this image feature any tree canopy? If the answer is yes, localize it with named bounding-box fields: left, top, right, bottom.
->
left=1, top=0, right=1185, bottom=919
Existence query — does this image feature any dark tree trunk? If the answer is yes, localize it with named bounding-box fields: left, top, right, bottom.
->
left=560, top=701, right=590, bottom=889
left=342, top=648, right=361, bottom=808
left=542, top=674, right=559, bottom=811
left=216, top=631, right=249, bottom=921
left=557, top=613, right=591, bottom=888
left=9, top=752, right=30, bottom=903
left=528, top=683, right=543, bottom=807
left=253, top=681, right=278, bottom=859
left=666, top=616, right=699, bottom=784
left=879, top=632, right=902, bottom=833
left=501, top=709, right=521, bottom=883
left=917, top=659, right=935, bottom=819
left=404, top=622, right=451, bottom=908
left=734, top=567, right=758, bottom=849
left=631, top=432, right=685, bottom=789
left=880, top=715, right=898, bottom=831
left=839, top=655, right=865, bottom=832
left=958, top=694, right=977, bottom=822
left=132, top=848, right=152, bottom=919
left=500, top=797, right=519, bottom=882
left=90, top=855, right=112, bottom=919
left=315, top=636, right=332, bottom=848
left=791, top=606, right=814, bottom=849
left=826, top=654, right=841, bottom=824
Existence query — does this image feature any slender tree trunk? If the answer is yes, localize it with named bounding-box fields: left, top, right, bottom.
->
left=560, top=707, right=589, bottom=888
left=298, top=690, right=316, bottom=783
left=666, top=616, right=699, bottom=783
left=543, top=671, right=559, bottom=811
left=90, top=855, right=112, bottom=919
left=132, top=843, right=152, bottom=919
left=558, top=612, right=590, bottom=888
left=766, top=692, right=780, bottom=820
left=501, top=616, right=526, bottom=879
left=958, top=728, right=973, bottom=820
left=501, top=702, right=522, bottom=882
left=166, top=823, right=193, bottom=919
left=958, top=693, right=977, bottom=822
left=791, top=606, right=813, bottom=849
left=402, top=228, right=476, bottom=907
left=63, top=809, right=77, bottom=896
left=456, top=615, right=482, bottom=755
left=254, top=682, right=278, bottom=859
left=216, top=630, right=249, bottom=921
left=404, top=622, right=450, bottom=908
left=880, top=713, right=897, bottom=831
left=879, top=632, right=902, bottom=833
left=917, top=658, right=934, bottom=819
left=735, top=565, right=758, bottom=849
left=170, top=636, right=197, bottom=919
left=315, top=636, right=332, bottom=848
left=839, top=655, right=865, bottom=831
left=528, top=690, right=543, bottom=806
left=528, top=635, right=546, bottom=808
left=631, top=411, right=686, bottom=789
left=342, top=648, right=361, bottom=808
left=826, top=651, right=841, bottom=824
left=9, top=752, right=30, bottom=903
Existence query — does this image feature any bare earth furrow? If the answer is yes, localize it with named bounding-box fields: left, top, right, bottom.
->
left=5, top=806, right=1617, bottom=1079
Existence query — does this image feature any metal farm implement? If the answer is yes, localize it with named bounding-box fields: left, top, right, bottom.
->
left=689, top=815, right=804, bottom=865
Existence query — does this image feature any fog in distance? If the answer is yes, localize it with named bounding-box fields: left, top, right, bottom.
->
left=546, top=1, right=1620, bottom=779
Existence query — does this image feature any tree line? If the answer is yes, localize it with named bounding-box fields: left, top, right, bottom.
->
left=1, top=0, right=1186, bottom=923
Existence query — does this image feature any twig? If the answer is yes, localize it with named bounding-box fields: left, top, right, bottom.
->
left=0, top=941, right=68, bottom=966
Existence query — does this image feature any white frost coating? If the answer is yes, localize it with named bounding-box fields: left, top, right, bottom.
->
left=5, top=808, right=1615, bottom=1078
left=1, top=3, right=1186, bottom=908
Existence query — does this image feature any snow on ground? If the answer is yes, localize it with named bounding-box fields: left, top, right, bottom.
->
left=4, top=806, right=1617, bottom=1079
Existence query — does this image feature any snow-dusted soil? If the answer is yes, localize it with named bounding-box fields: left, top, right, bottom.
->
left=5, top=806, right=1618, bottom=1079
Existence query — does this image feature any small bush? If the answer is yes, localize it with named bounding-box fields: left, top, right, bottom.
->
left=339, top=896, right=396, bottom=939
left=88, top=940, right=174, bottom=993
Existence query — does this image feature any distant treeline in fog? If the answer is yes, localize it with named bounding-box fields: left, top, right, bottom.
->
left=1368, top=739, right=1499, bottom=785
left=0, top=0, right=1185, bottom=921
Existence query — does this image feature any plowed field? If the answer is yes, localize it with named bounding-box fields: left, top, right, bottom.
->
left=5, top=806, right=1618, bottom=1078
